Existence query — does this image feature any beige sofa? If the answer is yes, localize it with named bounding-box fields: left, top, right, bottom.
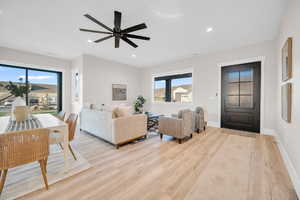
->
left=112, top=113, right=147, bottom=148
left=80, top=107, right=147, bottom=149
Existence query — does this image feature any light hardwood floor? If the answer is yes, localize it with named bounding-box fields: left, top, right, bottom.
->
left=19, top=127, right=297, bottom=200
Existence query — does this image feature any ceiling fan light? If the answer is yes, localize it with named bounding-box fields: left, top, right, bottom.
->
left=206, top=27, right=213, bottom=32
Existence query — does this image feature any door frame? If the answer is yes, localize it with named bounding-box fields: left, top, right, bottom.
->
left=217, top=56, right=265, bottom=133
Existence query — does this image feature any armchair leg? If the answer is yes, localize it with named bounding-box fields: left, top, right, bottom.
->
left=39, top=160, right=49, bottom=190
left=0, top=169, right=8, bottom=195
left=178, top=139, right=182, bottom=144
left=68, top=144, right=77, bottom=160
left=160, top=133, right=163, bottom=140
left=190, top=134, right=193, bottom=138
left=115, top=144, right=119, bottom=149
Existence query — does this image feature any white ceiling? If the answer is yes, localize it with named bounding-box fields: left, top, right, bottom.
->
left=0, top=0, right=286, bottom=67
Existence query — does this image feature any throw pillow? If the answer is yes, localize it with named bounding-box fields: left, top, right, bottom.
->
left=115, top=106, right=132, bottom=117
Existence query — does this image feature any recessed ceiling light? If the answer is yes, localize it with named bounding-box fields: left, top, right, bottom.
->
left=206, top=27, right=213, bottom=33
left=87, top=39, right=93, bottom=43
left=131, top=54, right=137, bottom=58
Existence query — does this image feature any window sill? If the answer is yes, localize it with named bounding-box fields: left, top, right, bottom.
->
left=152, top=101, right=193, bottom=105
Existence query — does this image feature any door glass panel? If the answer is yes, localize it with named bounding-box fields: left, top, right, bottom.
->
left=227, top=83, right=239, bottom=95
left=240, top=69, right=253, bottom=82
left=28, top=69, right=59, bottom=114
left=0, top=65, right=26, bottom=116
left=227, top=96, right=239, bottom=106
left=240, top=82, right=253, bottom=95
left=240, top=96, right=253, bottom=108
left=228, top=71, right=239, bottom=82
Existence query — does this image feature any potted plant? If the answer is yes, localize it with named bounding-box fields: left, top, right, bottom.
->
left=0, top=78, right=31, bottom=120
left=134, top=96, right=146, bottom=113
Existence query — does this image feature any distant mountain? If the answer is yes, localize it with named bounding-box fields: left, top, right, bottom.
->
left=0, top=81, right=57, bottom=94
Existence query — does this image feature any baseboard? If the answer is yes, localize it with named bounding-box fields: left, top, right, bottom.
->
left=273, top=130, right=300, bottom=198
left=207, top=121, right=220, bottom=128
left=260, top=128, right=276, bottom=136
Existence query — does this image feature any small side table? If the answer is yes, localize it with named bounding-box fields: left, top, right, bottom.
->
left=146, top=113, right=163, bottom=131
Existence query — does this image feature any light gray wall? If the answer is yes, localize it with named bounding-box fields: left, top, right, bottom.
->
left=0, top=46, right=72, bottom=114
left=141, top=40, right=277, bottom=130
left=276, top=0, right=300, bottom=183
left=71, top=56, right=84, bottom=114
left=77, top=55, right=142, bottom=108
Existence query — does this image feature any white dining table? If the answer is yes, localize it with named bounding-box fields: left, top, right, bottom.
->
left=0, top=113, right=70, bottom=172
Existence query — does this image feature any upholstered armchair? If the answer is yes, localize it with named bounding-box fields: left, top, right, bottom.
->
left=158, top=109, right=193, bottom=144
left=193, top=106, right=208, bottom=133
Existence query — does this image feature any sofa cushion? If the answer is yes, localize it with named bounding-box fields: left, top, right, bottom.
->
left=114, top=106, right=132, bottom=118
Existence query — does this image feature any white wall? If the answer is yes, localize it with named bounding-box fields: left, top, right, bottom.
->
left=141, top=40, right=277, bottom=131
left=71, top=55, right=142, bottom=111
left=71, top=56, right=83, bottom=114
left=0, top=47, right=72, bottom=113
left=276, top=0, right=300, bottom=190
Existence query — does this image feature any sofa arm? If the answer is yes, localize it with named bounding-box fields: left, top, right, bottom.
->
left=112, top=114, right=147, bottom=144
left=158, top=117, right=184, bottom=138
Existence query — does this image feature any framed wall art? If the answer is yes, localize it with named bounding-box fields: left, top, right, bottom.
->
left=112, top=84, right=127, bottom=101
left=282, top=37, right=293, bottom=81
left=281, top=83, right=292, bottom=123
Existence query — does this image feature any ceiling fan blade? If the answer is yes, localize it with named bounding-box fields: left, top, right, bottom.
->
left=79, top=28, right=112, bottom=34
left=115, top=36, right=120, bottom=48
left=84, top=14, right=113, bottom=32
left=121, top=37, right=138, bottom=48
left=114, top=11, right=122, bottom=32
left=94, top=35, right=114, bottom=43
left=122, top=23, right=147, bottom=33
left=123, top=34, right=150, bottom=40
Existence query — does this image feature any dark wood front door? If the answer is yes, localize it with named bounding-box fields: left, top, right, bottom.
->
left=221, top=62, right=261, bottom=133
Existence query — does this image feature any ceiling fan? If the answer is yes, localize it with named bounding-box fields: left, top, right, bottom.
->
left=79, top=11, right=150, bottom=48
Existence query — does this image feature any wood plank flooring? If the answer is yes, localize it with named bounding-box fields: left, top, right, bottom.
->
left=18, top=127, right=297, bottom=200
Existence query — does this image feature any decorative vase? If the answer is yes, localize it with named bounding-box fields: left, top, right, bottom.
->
left=11, top=97, right=27, bottom=121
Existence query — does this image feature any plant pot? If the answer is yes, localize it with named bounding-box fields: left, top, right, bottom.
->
left=13, top=106, right=30, bottom=122
left=11, top=97, right=27, bottom=121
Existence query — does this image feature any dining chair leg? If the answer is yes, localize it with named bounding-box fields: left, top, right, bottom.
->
left=0, top=169, right=8, bottom=195
left=0, top=170, right=2, bottom=178
left=68, top=144, right=77, bottom=160
left=44, top=157, right=48, bottom=173
left=39, top=160, right=49, bottom=190
left=58, top=142, right=64, bottom=150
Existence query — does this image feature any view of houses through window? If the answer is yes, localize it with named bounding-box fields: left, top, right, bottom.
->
left=154, top=73, right=192, bottom=103
left=0, top=64, right=62, bottom=116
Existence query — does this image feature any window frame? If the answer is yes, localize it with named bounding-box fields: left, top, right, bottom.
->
left=0, top=64, right=63, bottom=112
left=153, top=72, right=193, bottom=104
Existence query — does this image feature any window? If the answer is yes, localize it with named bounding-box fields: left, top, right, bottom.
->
left=0, top=64, right=62, bottom=116
left=153, top=73, right=192, bottom=103
left=154, top=80, right=166, bottom=102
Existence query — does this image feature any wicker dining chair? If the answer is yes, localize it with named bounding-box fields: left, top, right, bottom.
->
left=49, top=113, right=78, bottom=160
left=57, top=111, right=66, bottom=121
left=0, top=128, right=50, bottom=195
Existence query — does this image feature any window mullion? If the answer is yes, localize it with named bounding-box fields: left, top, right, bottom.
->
left=25, top=69, right=29, bottom=106
left=165, top=79, right=171, bottom=102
